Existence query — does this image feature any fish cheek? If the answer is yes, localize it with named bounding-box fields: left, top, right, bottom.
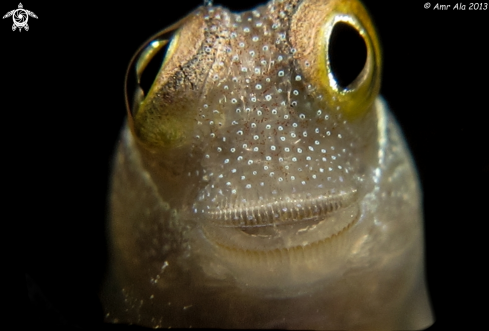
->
left=103, top=130, right=192, bottom=323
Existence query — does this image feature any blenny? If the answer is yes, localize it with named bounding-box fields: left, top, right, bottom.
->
left=101, top=0, right=433, bottom=329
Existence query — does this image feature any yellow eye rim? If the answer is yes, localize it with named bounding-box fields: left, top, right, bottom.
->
left=124, top=9, right=208, bottom=150
left=290, top=0, right=381, bottom=121
left=124, top=15, right=190, bottom=138
left=320, top=11, right=381, bottom=120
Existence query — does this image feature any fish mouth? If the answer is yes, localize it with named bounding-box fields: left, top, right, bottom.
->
left=205, top=189, right=358, bottom=228
left=202, top=189, right=359, bottom=254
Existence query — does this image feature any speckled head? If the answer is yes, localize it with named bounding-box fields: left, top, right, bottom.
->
left=127, top=0, right=381, bottom=257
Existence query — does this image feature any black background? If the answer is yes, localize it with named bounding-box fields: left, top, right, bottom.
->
left=9, top=0, right=487, bottom=330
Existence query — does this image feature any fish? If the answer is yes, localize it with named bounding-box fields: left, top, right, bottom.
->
left=100, top=0, right=434, bottom=329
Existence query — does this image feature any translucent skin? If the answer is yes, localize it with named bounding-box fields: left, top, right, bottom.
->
left=101, top=0, right=433, bottom=329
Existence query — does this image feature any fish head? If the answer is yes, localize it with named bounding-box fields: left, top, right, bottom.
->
left=125, top=0, right=382, bottom=288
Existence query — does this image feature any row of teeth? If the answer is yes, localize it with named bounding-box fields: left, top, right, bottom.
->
left=206, top=191, right=357, bottom=227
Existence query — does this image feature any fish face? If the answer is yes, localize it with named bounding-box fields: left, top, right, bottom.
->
left=103, top=0, right=433, bottom=329
left=127, top=0, right=381, bottom=286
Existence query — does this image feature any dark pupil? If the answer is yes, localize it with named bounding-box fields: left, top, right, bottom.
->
left=139, top=41, right=171, bottom=96
left=328, top=22, right=367, bottom=89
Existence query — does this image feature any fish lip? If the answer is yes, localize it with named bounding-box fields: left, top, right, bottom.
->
left=201, top=199, right=360, bottom=252
left=203, top=189, right=358, bottom=228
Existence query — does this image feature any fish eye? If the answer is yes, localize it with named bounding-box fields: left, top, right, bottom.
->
left=125, top=30, right=179, bottom=117
left=320, top=11, right=381, bottom=119
left=328, top=22, right=367, bottom=89
left=290, top=0, right=381, bottom=120
left=125, top=14, right=207, bottom=149
left=139, top=39, right=173, bottom=97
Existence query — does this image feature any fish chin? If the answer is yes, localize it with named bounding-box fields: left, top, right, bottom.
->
left=200, top=201, right=360, bottom=290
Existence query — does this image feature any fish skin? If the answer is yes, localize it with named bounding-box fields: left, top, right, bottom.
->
left=101, top=0, right=433, bottom=329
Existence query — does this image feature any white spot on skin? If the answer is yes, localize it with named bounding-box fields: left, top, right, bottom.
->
left=186, top=10, right=363, bottom=229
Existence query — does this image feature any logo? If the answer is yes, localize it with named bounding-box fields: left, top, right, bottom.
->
left=3, top=3, right=37, bottom=32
